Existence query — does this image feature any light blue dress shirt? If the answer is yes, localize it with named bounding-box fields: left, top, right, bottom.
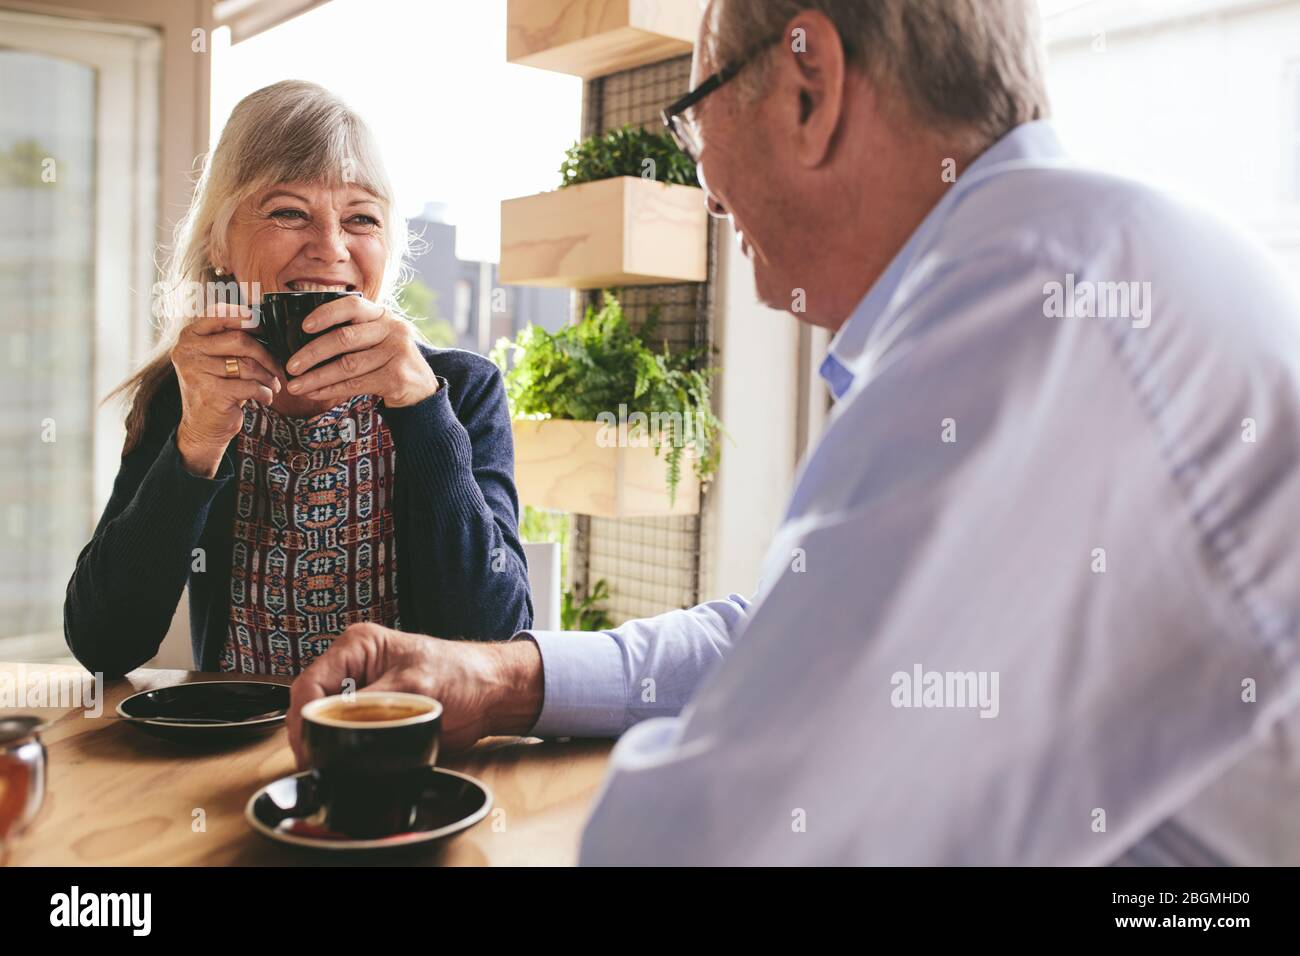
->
left=524, top=121, right=1300, bottom=865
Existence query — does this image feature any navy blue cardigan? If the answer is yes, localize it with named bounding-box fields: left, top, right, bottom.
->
left=64, top=345, right=532, bottom=677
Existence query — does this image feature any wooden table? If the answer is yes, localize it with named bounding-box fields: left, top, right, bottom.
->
left=1, top=662, right=613, bottom=866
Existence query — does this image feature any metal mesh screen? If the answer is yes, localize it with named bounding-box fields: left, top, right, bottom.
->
left=585, top=282, right=712, bottom=353
left=568, top=54, right=718, bottom=625
left=581, top=55, right=695, bottom=138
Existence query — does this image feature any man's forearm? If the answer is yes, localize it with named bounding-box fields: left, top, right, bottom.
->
left=489, top=637, right=545, bottom=736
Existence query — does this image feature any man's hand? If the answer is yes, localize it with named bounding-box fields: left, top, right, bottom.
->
left=288, top=623, right=544, bottom=769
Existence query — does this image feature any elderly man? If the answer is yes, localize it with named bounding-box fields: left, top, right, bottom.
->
left=288, top=0, right=1300, bottom=864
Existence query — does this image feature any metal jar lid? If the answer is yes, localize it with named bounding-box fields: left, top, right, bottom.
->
left=0, top=716, right=45, bottom=749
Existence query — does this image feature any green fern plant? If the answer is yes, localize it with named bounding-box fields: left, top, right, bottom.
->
left=491, top=291, right=723, bottom=506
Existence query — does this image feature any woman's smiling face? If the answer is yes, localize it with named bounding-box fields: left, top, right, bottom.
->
left=223, top=181, right=387, bottom=301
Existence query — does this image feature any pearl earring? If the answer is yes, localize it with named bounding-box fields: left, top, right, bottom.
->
left=213, top=266, right=225, bottom=276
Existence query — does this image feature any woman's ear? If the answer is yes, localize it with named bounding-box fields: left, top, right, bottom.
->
left=780, top=11, right=847, bottom=169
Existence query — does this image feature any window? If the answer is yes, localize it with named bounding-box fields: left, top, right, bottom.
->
left=0, top=10, right=159, bottom=660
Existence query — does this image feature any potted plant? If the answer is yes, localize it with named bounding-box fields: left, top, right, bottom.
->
left=562, top=580, right=614, bottom=631
left=492, top=291, right=722, bottom=517
left=507, top=0, right=700, bottom=79
left=499, top=125, right=708, bottom=289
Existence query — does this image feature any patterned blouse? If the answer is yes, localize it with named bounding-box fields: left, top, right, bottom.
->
left=220, top=394, right=400, bottom=675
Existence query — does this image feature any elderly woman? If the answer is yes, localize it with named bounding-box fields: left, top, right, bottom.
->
left=64, top=80, right=531, bottom=677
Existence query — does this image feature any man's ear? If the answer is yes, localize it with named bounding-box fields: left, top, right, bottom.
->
left=776, top=10, right=846, bottom=169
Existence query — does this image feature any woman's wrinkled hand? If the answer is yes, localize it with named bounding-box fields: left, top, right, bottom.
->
left=282, top=296, right=439, bottom=408
left=170, top=303, right=284, bottom=478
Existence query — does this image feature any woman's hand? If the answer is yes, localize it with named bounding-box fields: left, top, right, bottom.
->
left=170, top=304, right=284, bottom=478
left=282, top=297, right=439, bottom=408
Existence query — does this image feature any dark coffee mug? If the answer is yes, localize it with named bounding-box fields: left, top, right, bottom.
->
left=299, top=692, right=442, bottom=839
left=249, top=291, right=361, bottom=372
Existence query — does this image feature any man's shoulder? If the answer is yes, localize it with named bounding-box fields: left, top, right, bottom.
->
left=944, top=163, right=1188, bottom=258
left=944, top=161, right=1283, bottom=283
left=851, top=159, right=1300, bottom=444
left=931, top=161, right=1300, bottom=348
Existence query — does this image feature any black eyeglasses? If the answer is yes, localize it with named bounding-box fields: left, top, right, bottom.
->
left=661, top=33, right=784, bottom=165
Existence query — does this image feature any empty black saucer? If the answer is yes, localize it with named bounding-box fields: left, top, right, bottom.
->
left=245, top=767, right=492, bottom=851
left=116, top=681, right=290, bottom=741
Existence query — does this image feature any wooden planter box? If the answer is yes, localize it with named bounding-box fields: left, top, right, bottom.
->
left=507, top=0, right=700, bottom=79
left=500, top=176, right=708, bottom=289
left=512, top=418, right=700, bottom=518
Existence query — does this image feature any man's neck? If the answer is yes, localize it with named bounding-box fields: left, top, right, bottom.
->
left=813, top=133, right=979, bottom=333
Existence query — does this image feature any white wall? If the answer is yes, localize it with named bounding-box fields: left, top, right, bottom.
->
left=705, top=222, right=806, bottom=600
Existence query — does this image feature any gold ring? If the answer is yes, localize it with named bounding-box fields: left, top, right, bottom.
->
left=224, top=357, right=240, bottom=379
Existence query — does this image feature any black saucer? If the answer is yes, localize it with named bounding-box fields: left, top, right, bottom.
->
left=246, top=767, right=492, bottom=851
left=116, top=681, right=290, bottom=741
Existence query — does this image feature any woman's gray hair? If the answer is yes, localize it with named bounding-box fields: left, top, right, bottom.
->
left=704, top=0, right=1050, bottom=149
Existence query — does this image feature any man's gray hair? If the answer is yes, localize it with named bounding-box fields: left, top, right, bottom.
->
left=706, top=0, right=1050, bottom=149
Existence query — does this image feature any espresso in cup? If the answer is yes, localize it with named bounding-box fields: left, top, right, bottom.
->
left=314, top=701, right=430, bottom=723
left=300, top=692, right=442, bottom=839
left=249, top=290, right=361, bottom=372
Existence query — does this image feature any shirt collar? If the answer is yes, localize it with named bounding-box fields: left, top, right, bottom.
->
left=819, top=120, right=1069, bottom=398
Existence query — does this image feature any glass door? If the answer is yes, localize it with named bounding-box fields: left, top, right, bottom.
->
left=0, top=10, right=159, bottom=660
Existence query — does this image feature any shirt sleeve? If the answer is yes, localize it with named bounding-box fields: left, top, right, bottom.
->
left=523, top=593, right=752, bottom=739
